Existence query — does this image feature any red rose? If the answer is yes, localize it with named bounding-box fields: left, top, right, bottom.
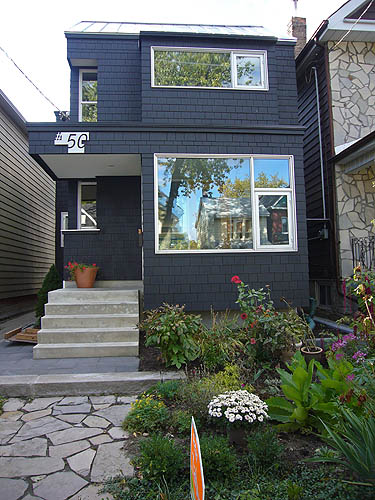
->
left=82, top=266, right=86, bottom=270
left=93, top=263, right=96, bottom=266
left=250, top=338, right=256, bottom=344
left=241, top=313, right=248, bottom=320
left=231, top=275, right=241, bottom=284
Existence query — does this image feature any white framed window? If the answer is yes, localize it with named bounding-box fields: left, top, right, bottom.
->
left=151, top=47, right=268, bottom=91
left=79, top=69, right=97, bottom=122
left=154, top=154, right=297, bottom=253
left=78, top=182, right=97, bottom=229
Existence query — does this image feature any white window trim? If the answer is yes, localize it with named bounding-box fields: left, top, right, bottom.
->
left=60, top=212, right=68, bottom=247
left=151, top=47, right=269, bottom=91
left=77, top=181, right=97, bottom=229
left=154, top=153, right=298, bottom=254
left=79, top=69, right=97, bottom=122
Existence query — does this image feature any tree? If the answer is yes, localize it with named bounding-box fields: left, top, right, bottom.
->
left=254, top=172, right=288, bottom=188
left=220, top=177, right=250, bottom=198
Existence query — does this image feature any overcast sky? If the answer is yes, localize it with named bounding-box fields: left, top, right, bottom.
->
left=0, top=0, right=345, bottom=121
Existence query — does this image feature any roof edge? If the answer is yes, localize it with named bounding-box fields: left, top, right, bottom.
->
left=0, top=89, right=27, bottom=134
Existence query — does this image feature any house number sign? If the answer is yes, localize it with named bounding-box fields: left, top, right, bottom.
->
left=54, top=132, right=90, bottom=153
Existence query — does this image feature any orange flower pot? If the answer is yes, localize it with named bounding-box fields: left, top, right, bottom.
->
left=74, top=267, right=98, bottom=288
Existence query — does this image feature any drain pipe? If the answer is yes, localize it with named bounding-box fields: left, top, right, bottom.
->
left=312, top=66, right=327, bottom=224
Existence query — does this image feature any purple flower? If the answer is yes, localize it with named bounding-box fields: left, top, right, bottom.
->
left=342, top=333, right=356, bottom=343
left=331, top=339, right=347, bottom=352
left=352, top=351, right=367, bottom=364
left=346, top=374, right=355, bottom=382
left=336, top=353, right=344, bottom=360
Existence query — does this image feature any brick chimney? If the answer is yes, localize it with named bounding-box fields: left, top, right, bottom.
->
left=287, top=17, right=307, bottom=58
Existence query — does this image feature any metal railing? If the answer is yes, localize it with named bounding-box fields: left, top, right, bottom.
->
left=351, top=235, right=375, bottom=270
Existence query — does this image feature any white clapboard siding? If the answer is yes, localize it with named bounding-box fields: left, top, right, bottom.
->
left=0, top=101, right=55, bottom=299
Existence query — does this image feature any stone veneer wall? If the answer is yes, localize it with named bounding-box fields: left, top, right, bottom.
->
left=329, top=41, right=375, bottom=149
left=336, top=164, right=375, bottom=277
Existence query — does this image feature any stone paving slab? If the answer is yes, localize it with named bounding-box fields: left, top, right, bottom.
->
left=0, top=411, right=23, bottom=422
left=0, top=393, right=145, bottom=499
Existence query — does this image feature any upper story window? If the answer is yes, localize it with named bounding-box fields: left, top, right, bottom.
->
left=151, top=47, right=268, bottom=90
left=78, top=182, right=97, bottom=229
left=79, top=69, right=97, bottom=122
left=155, top=154, right=296, bottom=253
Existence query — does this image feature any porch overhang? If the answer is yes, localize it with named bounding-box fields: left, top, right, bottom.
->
left=34, top=153, right=141, bottom=179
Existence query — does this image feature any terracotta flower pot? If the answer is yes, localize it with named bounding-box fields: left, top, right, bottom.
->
left=74, top=267, right=98, bottom=288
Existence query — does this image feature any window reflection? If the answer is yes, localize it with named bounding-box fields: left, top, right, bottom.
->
left=80, top=184, right=97, bottom=229
left=254, top=158, right=290, bottom=188
left=157, top=157, right=252, bottom=250
left=258, top=195, right=289, bottom=246
left=236, top=55, right=262, bottom=87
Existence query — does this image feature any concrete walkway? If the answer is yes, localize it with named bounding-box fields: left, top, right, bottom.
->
left=0, top=394, right=135, bottom=499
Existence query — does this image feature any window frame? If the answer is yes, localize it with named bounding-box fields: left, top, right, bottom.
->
left=78, top=68, right=98, bottom=122
left=154, top=154, right=297, bottom=254
left=151, top=47, right=269, bottom=91
left=77, top=181, right=97, bottom=230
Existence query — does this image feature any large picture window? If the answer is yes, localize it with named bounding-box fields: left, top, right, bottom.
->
left=79, top=69, right=97, bottom=122
left=155, top=155, right=296, bottom=253
left=152, top=47, right=268, bottom=90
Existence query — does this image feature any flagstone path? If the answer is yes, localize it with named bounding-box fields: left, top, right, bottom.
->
left=0, top=395, right=137, bottom=499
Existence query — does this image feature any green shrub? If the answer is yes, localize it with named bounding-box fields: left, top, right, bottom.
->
left=171, top=409, right=192, bottom=435
left=35, top=264, right=62, bottom=325
left=122, top=394, right=169, bottom=433
left=154, top=379, right=183, bottom=400
left=139, top=303, right=202, bottom=368
left=0, top=396, right=6, bottom=415
left=246, top=427, right=285, bottom=470
left=135, top=434, right=186, bottom=483
left=177, top=365, right=249, bottom=425
left=200, top=434, right=238, bottom=482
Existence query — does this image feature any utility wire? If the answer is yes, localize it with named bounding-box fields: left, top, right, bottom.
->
left=330, top=0, right=374, bottom=51
left=0, top=44, right=64, bottom=114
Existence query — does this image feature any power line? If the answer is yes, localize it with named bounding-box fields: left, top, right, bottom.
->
left=0, top=44, right=65, bottom=114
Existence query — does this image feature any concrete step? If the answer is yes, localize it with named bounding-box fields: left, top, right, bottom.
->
left=37, top=327, right=139, bottom=344
left=33, top=342, right=139, bottom=359
left=45, top=301, right=139, bottom=315
left=48, top=288, right=139, bottom=303
left=41, top=314, right=138, bottom=329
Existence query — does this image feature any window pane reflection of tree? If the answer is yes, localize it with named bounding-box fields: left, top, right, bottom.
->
left=259, top=195, right=289, bottom=246
left=157, top=157, right=252, bottom=250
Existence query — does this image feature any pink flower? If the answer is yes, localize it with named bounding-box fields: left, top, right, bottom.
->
left=250, top=338, right=256, bottom=345
left=241, top=313, right=248, bottom=320
left=346, top=374, right=355, bottom=382
left=231, top=275, right=242, bottom=284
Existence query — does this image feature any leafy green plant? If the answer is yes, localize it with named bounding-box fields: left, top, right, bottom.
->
left=266, top=352, right=336, bottom=431
left=64, top=261, right=99, bottom=280
left=35, top=264, right=62, bottom=325
left=200, top=434, right=238, bottom=481
left=135, top=434, right=186, bottom=483
left=247, top=427, right=285, bottom=470
left=287, top=481, right=303, bottom=500
left=154, top=380, right=183, bottom=401
left=122, top=394, right=169, bottom=433
left=139, top=303, right=202, bottom=368
left=307, top=408, right=375, bottom=485
left=171, top=409, right=192, bottom=435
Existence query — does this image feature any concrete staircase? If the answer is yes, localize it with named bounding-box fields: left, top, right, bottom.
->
left=33, top=288, right=140, bottom=359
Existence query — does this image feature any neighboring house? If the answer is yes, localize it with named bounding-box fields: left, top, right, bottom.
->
left=296, top=0, right=375, bottom=311
left=28, top=21, right=310, bottom=312
left=0, top=90, right=55, bottom=305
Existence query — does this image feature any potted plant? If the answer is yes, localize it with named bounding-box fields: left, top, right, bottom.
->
left=208, top=390, right=269, bottom=447
left=65, top=261, right=99, bottom=288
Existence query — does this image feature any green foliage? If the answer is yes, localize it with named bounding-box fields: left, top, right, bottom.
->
left=140, top=303, right=202, bottom=368
left=0, top=396, right=6, bottom=415
left=308, top=408, right=375, bottom=485
left=122, top=395, right=169, bottom=434
left=177, top=365, right=248, bottom=425
left=35, top=264, right=62, bottom=322
left=200, top=434, right=238, bottom=481
left=246, top=427, right=285, bottom=470
left=286, top=481, right=303, bottom=500
left=154, top=380, right=183, bottom=401
left=135, top=434, right=186, bottom=483
left=170, top=409, right=192, bottom=435
left=266, top=352, right=337, bottom=432
left=197, top=311, right=244, bottom=372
